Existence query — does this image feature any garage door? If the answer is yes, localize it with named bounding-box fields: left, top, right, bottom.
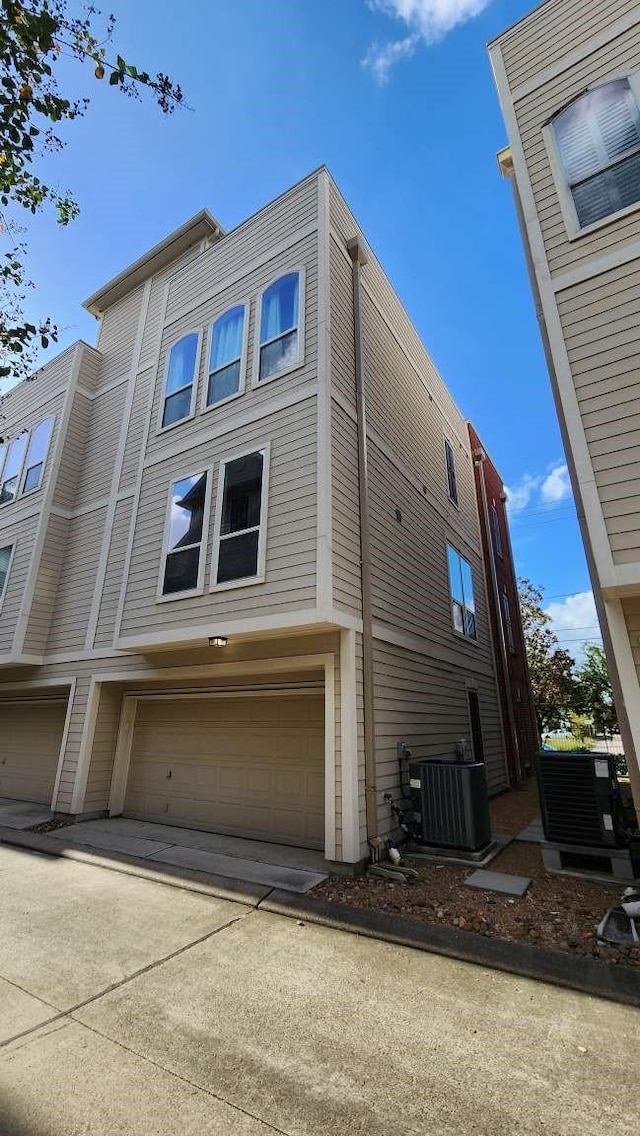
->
left=124, top=691, right=325, bottom=849
left=0, top=700, right=67, bottom=803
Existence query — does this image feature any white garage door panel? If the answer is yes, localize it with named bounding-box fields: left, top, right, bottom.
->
left=0, top=701, right=66, bottom=803
left=125, top=693, right=325, bottom=849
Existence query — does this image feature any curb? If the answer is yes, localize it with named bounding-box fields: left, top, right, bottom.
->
left=260, top=889, right=640, bottom=1007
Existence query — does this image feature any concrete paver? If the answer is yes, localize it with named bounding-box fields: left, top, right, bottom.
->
left=0, top=842, right=637, bottom=1136
left=0, top=844, right=248, bottom=1009
left=0, top=799, right=54, bottom=830
left=1, top=1019, right=274, bottom=1135
left=152, top=844, right=327, bottom=891
left=47, top=824, right=174, bottom=858
left=0, top=978, right=55, bottom=1044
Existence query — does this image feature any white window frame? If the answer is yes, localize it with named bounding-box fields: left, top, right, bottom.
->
left=0, top=541, right=16, bottom=613
left=210, top=442, right=271, bottom=593
left=444, top=437, right=458, bottom=507
left=156, top=465, right=213, bottom=603
left=201, top=301, right=250, bottom=414
left=447, top=543, right=478, bottom=644
left=544, top=71, right=640, bottom=241
left=156, top=329, right=203, bottom=435
left=253, top=268, right=305, bottom=388
left=0, top=430, right=29, bottom=508
left=19, top=416, right=55, bottom=498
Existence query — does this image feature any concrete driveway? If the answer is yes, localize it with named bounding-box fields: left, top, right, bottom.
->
left=0, top=843, right=637, bottom=1136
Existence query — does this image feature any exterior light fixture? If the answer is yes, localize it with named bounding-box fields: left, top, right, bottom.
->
left=208, top=636, right=228, bottom=648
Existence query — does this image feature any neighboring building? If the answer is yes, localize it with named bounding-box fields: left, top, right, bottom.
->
left=469, top=424, right=539, bottom=783
left=0, top=168, right=509, bottom=865
left=489, top=0, right=640, bottom=818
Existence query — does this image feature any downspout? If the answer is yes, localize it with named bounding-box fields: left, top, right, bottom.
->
left=474, top=448, right=522, bottom=784
left=347, top=235, right=378, bottom=844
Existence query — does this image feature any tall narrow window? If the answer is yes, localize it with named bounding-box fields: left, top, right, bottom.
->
left=258, top=272, right=301, bottom=381
left=0, top=544, right=14, bottom=606
left=0, top=433, right=28, bottom=505
left=161, top=471, right=208, bottom=596
left=207, top=305, right=246, bottom=407
left=491, top=503, right=503, bottom=558
left=551, top=78, right=640, bottom=230
left=467, top=690, right=485, bottom=763
left=444, top=439, right=458, bottom=505
left=22, top=417, right=53, bottom=494
left=214, top=449, right=267, bottom=586
left=447, top=544, right=476, bottom=640
left=161, top=333, right=200, bottom=429
left=501, top=588, right=515, bottom=651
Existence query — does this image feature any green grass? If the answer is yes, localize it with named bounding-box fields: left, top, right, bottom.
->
left=544, top=736, right=593, bottom=753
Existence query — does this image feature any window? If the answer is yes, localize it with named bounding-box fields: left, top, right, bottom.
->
left=447, top=544, right=476, bottom=640
left=550, top=78, right=640, bottom=231
left=160, top=471, right=208, bottom=596
left=467, top=689, right=485, bottom=763
left=0, top=433, right=28, bottom=505
left=0, top=544, right=14, bottom=607
left=206, top=304, right=246, bottom=408
left=21, top=418, right=53, bottom=494
left=160, top=333, right=200, bottom=429
left=501, top=588, right=515, bottom=652
left=212, top=448, right=268, bottom=588
left=490, top=503, right=503, bottom=558
left=444, top=440, right=458, bottom=505
left=258, top=272, right=302, bottom=382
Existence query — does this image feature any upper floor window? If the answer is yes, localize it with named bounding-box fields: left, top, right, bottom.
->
left=212, top=447, right=269, bottom=588
left=258, top=272, right=302, bottom=382
left=161, top=332, right=200, bottom=429
left=160, top=471, right=208, bottom=597
left=0, top=432, right=28, bottom=505
left=444, top=439, right=458, bottom=505
left=501, top=587, right=515, bottom=652
left=491, top=503, right=503, bottom=558
left=0, top=543, right=14, bottom=608
left=21, top=418, right=53, bottom=495
left=206, top=304, right=247, bottom=408
left=447, top=544, right=476, bottom=641
left=550, top=78, right=640, bottom=232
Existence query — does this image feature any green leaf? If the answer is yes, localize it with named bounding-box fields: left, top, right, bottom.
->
left=116, top=55, right=126, bottom=71
left=109, top=70, right=120, bottom=86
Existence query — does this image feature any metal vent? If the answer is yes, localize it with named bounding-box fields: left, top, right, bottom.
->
left=409, top=760, right=491, bottom=852
left=536, top=752, right=626, bottom=849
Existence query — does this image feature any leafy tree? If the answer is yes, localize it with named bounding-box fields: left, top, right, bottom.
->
left=0, top=0, right=183, bottom=386
left=517, top=577, right=576, bottom=734
left=574, top=644, right=618, bottom=737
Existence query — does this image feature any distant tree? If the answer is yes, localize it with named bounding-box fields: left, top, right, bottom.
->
left=517, top=577, right=576, bottom=735
left=574, top=644, right=618, bottom=737
left=0, top=0, right=184, bottom=389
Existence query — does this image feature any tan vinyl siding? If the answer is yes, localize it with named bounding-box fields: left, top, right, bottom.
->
left=373, top=640, right=506, bottom=841
left=136, top=243, right=203, bottom=373
left=53, top=391, right=90, bottom=512
left=167, top=173, right=319, bottom=314
left=119, top=398, right=318, bottom=642
left=94, top=496, right=134, bottom=647
left=0, top=519, right=37, bottom=656
left=556, top=262, right=640, bottom=562
left=331, top=401, right=362, bottom=616
left=83, top=684, right=124, bottom=813
left=54, top=674, right=91, bottom=810
left=74, top=384, right=126, bottom=509
left=23, top=512, right=69, bottom=655
left=145, top=230, right=318, bottom=464
left=0, top=343, right=79, bottom=426
left=95, top=285, right=144, bottom=387
left=329, top=234, right=356, bottom=408
left=499, top=0, right=637, bottom=90
left=512, top=22, right=640, bottom=277
left=46, top=507, right=107, bottom=653
left=119, top=368, right=152, bottom=491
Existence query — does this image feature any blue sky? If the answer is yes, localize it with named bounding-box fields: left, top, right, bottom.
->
left=4, top=0, right=601, bottom=657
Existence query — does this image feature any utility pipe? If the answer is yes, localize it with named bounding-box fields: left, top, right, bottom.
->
left=347, top=235, right=378, bottom=844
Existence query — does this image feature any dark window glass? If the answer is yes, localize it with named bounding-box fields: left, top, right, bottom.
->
left=217, top=451, right=264, bottom=584
left=491, top=504, right=503, bottom=558
left=0, top=544, right=12, bottom=597
left=445, top=440, right=458, bottom=504
left=162, top=387, right=193, bottom=429
left=163, top=547, right=201, bottom=595
left=162, top=472, right=207, bottom=596
left=468, top=690, right=485, bottom=763
left=217, top=530, right=260, bottom=584
left=207, top=359, right=241, bottom=407
left=23, top=464, right=43, bottom=494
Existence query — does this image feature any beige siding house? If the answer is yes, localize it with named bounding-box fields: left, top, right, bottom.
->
left=0, top=169, right=506, bottom=864
left=489, top=0, right=640, bottom=815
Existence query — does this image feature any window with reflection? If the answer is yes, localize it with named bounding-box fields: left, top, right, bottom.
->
left=447, top=544, right=476, bottom=640
left=215, top=450, right=266, bottom=585
left=207, top=305, right=246, bottom=407
left=22, top=418, right=53, bottom=494
left=0, top=433, right=28, bottom=505
left=161, top=333, right=199, bottom=429
left=258, top=273, right=301, bottom=381
left=161, top=471, right=208, bottom=595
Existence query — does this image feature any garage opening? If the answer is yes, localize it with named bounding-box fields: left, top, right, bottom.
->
left=0, top=698, right=67, bottom=804
left=124, top=688, right=325, bottom=849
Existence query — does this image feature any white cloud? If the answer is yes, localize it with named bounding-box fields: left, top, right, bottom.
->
left=364, top=0, right=494, bottom=81
left=545, top=591, right=601, bottom=662
left=540, top=463, right=571, bottom=505
left=504, top=474, right=541, bottom=516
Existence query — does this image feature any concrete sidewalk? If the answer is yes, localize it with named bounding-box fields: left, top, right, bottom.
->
left=0, top=842, right=637, bottom=1136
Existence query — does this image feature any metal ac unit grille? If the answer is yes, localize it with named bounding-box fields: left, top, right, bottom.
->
left=409, top=760, right=490, bottom=851
left=536, top=752, right=624, bottom=848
